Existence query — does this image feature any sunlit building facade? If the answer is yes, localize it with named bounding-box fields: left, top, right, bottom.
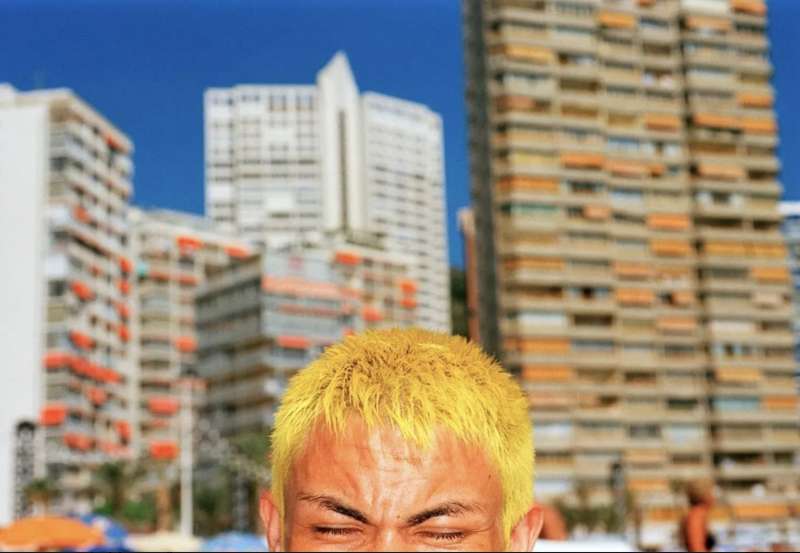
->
left=0, top=84, right=135, bottom=522
left=204, top=53, right=450, bottom=331
left=463, top=0, right=798, bottom=545
left=128, top=208, right=252, bottom=464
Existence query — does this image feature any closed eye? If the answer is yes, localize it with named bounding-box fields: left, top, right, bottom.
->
left=313, top=526, right=359, bottom=536
left=420, top=530, right=465, bottom=542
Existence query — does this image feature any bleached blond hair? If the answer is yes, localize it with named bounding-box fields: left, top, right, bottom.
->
left=269, top=328, right=534, bottom=540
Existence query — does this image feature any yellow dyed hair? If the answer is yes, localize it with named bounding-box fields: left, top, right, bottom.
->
left=270, top=327, right=534, bottom=541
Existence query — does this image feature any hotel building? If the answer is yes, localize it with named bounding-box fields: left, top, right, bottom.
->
left=0, top=84, right=134, bottom=522
left=463, top=0, right=799, bottom=543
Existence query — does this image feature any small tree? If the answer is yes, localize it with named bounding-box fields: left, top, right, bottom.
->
left=25, top=478, right=60, bottom=515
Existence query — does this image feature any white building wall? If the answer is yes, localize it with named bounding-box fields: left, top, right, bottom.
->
left=362, top=93, right=451, bottom=331
left=0, top=103, right=48, bottom=525
left=204, top=54, right=451, bottom=332
left=317, top=52, right=366, bottom=232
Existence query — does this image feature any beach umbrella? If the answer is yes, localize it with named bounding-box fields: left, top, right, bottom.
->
left=201, top=531, right=268, bottom=552
left=78, top=514, right=129, bottom=545
left=0, top=516, right=104, bottom=551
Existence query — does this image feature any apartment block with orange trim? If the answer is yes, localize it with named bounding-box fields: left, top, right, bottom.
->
left=195, top=230, right=417, bottom=438
left=0, top=85, right=134, bottom=522
left=128, top=208, right=254, bottom=465
left=463, top=0, right=799, bottom=546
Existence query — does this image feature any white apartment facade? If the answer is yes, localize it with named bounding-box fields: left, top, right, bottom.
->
left=204, top=52, right=450, bottom=331
left=0, top=84, right=135, bottom=523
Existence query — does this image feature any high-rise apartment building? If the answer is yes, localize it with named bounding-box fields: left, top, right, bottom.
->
left=464, top=0, right=799, bottom=544
left=0, top=85, right=134, bottom=523
left=196, top=230, right=418, bottom=437
left=204, top=52, right=450, bottom=331
left=128, top=208, right=252, bottom=463
left=779, top=201, right=800, bottom=394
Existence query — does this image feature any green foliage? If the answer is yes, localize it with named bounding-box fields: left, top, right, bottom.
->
left=25, top=478, right=60, bottom=513
left=121, top=497, right=157, bottom=528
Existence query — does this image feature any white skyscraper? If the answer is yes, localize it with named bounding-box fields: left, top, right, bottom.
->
left=204, top=52, right=450, bottom=331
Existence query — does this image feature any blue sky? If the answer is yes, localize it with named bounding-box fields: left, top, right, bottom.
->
left=0, top=0, right=797, bottom=269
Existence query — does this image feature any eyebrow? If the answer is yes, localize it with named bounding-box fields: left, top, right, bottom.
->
left=298, top=494, right=370, bottom=524
left=405, top=501, right=479, bottom=526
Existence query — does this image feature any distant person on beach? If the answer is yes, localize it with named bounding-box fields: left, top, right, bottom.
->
left=682, top=479, right=716, bottom=552
left=259, top=328, right=543, bottom=551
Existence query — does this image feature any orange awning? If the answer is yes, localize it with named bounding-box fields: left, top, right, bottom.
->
left=522, top=365, right=573, bottom=382
left=64, top=433, right=93, bottom=451
left=741, top=117, right=777, bottom=135
left=150, top=441, right=179, bottom=460
left=0, top=516, right=104, bottom=551
left=497, top=176, right=559, bottom=194
left=560, top=152, right=604, bottom=170
left=732, top=503, right=790, bottom=520
left=705, top=241, right=748, bottom=256
left=398, top=279, right=418, bottom=294
left=509, top=337, right=570, bottom=355
left=362, top=306, right=383, bottom=322
left=715, top=367, right=762, bottom=383
left=738, top=92, right=773, bottom=108
left=606, top=159, right=650, bottom=178
left=149, top=397, right=180, bottom=416
left=43, top=351, right=71, bottom=369
left=277, top=335, right=311, bottom=349
left=118, top=279, right=131, bottom=295
left=697, top=163, right=745, bottom=180
left=119, top=256, right=133, bottom=273
left=763, top=396, right=798, bottom=411
left=616, top=288, right=655, bottom=306
left=751, top=266, right=789, bottom=282
left=629, top=479, right=669, bottom=493
left=40, top=404, right=68, bottom=426
left=494, top=44, right=554, bottom=64
left=671, top=291, right=695, bottom=306
left=174, top=336, right=197, bottom=353
left=262, top=276, right=343, bottom=300
left=225, top=244, right=252, bottom=259
left=69, top=331, right=95, bottom=351
left=115, top=420, right=131, bottom=440
left=117, top=325, right=130, bottom=342
left=598, top=11, right=636, bottom=29
left=648, top=213, right=690, bottom=231
left=651, top=239, right=692, bottom=257
left=657, top=317, right=697, bottom=333
left=73, top=205, right=92, bottom=224
left=644, top=113, right=681, bottom=131
left=401, top=297, right=418, bottom=309
left=176, top=234, right=203, bottom=250
left=693, top=113, right=739, bottom=129
left=86, top=387, right=108, bottom=406
left=731, top=0, right=767, bottom=16
left=334, top=251, right=362, bottom=265
left=70, top=281, right=94, bottom=301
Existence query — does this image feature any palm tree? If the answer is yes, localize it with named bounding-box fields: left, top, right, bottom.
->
left=92, top=462, right=145, bottom=518
left=25, top=478, right=59, bottom=515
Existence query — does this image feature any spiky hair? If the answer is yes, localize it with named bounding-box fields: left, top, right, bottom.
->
left=269, top=328, right=534, bottom=540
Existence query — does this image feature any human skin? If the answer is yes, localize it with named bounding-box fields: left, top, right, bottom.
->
left=260, top=417, right=543, bottom=551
